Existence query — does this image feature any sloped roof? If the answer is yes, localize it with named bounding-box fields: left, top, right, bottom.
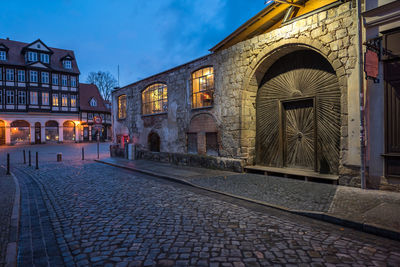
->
left=79, top=83, right=110, bottom=112
left=0, top=38, right=80, bottom=74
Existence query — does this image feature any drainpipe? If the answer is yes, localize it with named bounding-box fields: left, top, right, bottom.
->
left=357, top=0, right=366, bottom=189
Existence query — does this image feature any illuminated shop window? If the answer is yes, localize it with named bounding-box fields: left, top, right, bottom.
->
left=118, top=95, right=127, bottom=119
left=191, top=67, right=214, bottom=109
left=142, top=83, right=167, bottom=115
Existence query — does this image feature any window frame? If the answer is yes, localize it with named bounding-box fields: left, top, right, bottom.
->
left=61, top=75, right=68, bottom=86
left=30, top=70, right=38, bottom=82
left=0, top=51, right=7, bottom=61
left=63, top=60, right=72, bottom=69
left=70, top=95, right=77, bottom=107
left=18, top=70, right=25, bottom=82
left=6, top=69, right=14, bottom=81
left=6, top=90, right=14, bottom=104
left=118, top=94, right=127, bottom=120
left=18, top=91, right=26, bottom=104
left=190, top=66, right=215, bottom=109
left=62, top=94, right=68, bottom=107
left=27, top=51, right=38, bottom=62
left=71, top=76, right=76, bottom=87
left=40, top=53, right=49, bottom=63
left=30, top=91, right=38, bottom=105
left=52, top=93, right=59, bottom=106
left=141, top=83, right=168, bottom=115
left=42, top=92, right=49, bottom=105
left=41, top=72, right=49, bottom=84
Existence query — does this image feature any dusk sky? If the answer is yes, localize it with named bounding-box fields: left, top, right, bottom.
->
left=1, top=0, right=265, bottom=87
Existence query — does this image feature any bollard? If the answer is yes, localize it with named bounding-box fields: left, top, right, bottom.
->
left=23, top=150, right=26, bottom=164
left=57, top=153, right=62, bottom=162
left=36, top=152, right=39, bottom=170
left=82, top=147, right=84, bottom=160
left=29, top=150, right=31, bottom=166
left=6, top=153, right=10, bottom=175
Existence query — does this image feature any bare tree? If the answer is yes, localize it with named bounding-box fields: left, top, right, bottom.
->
left=86, top=71, right=117, bottom=101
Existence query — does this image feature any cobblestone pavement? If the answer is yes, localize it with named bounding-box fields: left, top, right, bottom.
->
left=0, top=167, right=15, bottom=267
left=12, top=160, right=400, bottom=266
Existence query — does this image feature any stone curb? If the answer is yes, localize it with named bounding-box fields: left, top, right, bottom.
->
left=95, top=159, right=400, bottom=242
left=1, top=167, right=21, bottom=267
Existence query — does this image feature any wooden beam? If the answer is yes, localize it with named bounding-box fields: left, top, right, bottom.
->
left=274, top=0, right=305, bottom=8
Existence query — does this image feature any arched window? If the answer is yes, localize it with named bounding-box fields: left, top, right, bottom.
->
left=191, top=67, right=214, bottom=109
left=118, top=95, right=127, bottom=119
left=142, top=83, right=168, bottom=115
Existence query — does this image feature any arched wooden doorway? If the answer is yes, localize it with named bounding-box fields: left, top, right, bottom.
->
left=256, top=50, right=340, bottom=174
left=10, top=120, right=30, bottom=145
left=45, top=121, right=59, bottom=142
left=0, top=120, right=5, bottom=145
left=35, top=122, right=41, bottom=144
left=63, top=121, right=76, bottom=141
left=148, top=132, right=160, bottom=152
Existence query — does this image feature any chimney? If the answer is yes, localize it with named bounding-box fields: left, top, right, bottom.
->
left=6, top=37, right=9, bottom=40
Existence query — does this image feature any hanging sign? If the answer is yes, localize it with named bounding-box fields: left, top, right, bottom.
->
left=365, top=49, right=379, bottom=81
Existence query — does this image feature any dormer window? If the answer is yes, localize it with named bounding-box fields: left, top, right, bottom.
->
left=40, top=53, right=49, bottom=63
left=63, top=60, right=72, bottom=69
left=27, top=51, right=38, bottom=62
left=0, top=51, right=6, bottom=61
left=90, top=98, right=97, bottom=107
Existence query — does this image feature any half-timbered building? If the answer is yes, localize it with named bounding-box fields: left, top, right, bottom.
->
left=0, top=38, right=80, bottom=145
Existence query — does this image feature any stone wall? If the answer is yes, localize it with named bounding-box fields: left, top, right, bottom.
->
left=112, top=1, right=361, bottom=186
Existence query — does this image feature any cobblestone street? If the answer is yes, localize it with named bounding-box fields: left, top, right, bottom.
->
left=6, top=152, right=400, bottom=266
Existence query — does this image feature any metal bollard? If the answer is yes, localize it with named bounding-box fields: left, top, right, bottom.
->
left=6, top=153, right=10, bottom=175
left=29, top=150, right=31, bottom=166
left=23, top=150, right=26, bottom=164
left=57, top=153, right=62, bottom=162
left=36, top=152, right=39, bottom=170
left=82, top=147, right=84, bottom=160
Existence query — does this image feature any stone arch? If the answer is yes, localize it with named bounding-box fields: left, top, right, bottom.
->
left=188, top=113, right=219, bottom=156
left=45, top=120, right=59, bottom=142
left=10, top=120, right=30, bottom=145
left=63, top=121, right=76, bottom=142
left=239, top=40, right=347, bottom=165
left=148, top=131, right=160, bottom=152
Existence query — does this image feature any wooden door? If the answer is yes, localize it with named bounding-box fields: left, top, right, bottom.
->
left=283, top=99, right=315, bottom=170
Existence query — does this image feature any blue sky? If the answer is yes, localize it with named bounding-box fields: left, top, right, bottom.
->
left=1, top=0, right=265, bottom=86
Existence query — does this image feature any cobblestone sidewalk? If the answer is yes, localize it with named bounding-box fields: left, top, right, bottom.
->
left=0, top=167, right=16, bottom=267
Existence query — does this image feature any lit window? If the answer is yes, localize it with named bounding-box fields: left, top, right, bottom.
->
left=142, top=83, right=168, bottom=115
left=42, top=92, right=49, bottom=105
left=62, top=75, right=67, bottom=86
left=62, top=94, right=68, bottom=106
left=191, top=67, right=214, bottom=109
left=63, top=60, right=72, bottom=69
left=18, top=70, right=25, bottom=82
left=40, top=53, right=49, bottom=63
left=90, top=98, right=97, bottom=107
left=0, top=51, right=6, bottom=61
left=27, top=51, right=38, bottom=62
left=30, top=91, right=38, bottom=105
left=6, top=69, right=14, bottom=81
left=30, top=71, right=38, bottom=82
left=71, top=95, right=76, bottom=107
left=52, top=94, right=58, bottom=106
left=118, top=95, right=127, bottom=119
left=71, top=77, right=76, bottom=87
left=7, top=91, right=14, bottom=104
left=18, top=91, right=26, bottom=104
left=52, top=74, right=58, bottom=85
left=41, top=72, right=49, bottom=84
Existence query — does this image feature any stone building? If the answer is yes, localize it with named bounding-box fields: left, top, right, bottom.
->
left=362, top=0, right=400, bottom=191
left=112, top=0, right=363, bottom=186
left=0, top=38, right=80, bottom=145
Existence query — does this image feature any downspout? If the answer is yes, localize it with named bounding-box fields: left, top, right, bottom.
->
left=357, top=0, right=366, bottom=189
